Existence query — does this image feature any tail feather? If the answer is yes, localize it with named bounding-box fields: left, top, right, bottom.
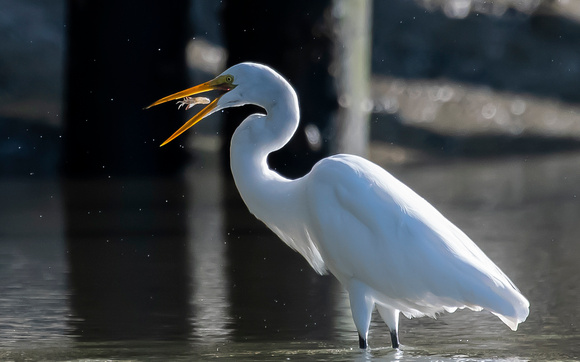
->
left=495, top=313, right=520, bottom=331
left=486, top=281, right=530, bottom=331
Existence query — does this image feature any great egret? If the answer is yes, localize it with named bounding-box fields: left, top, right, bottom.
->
left=146, top=62, right=529, bottom=349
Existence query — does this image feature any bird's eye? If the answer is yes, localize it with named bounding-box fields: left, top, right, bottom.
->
left=225, top=76, right=233, bottom=83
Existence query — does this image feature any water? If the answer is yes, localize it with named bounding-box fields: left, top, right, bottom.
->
left=1, top=151, right=579, bottom=361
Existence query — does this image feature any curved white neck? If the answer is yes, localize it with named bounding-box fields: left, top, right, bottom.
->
left=229, top=90, right=300, bottom=223
left=228, top=83, right=326, bottom=274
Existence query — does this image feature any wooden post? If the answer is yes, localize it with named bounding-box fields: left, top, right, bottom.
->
left=332, top=0, right=372, bottom=157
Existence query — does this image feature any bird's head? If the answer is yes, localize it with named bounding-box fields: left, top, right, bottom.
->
left=146, top=62, right=286, bottom=146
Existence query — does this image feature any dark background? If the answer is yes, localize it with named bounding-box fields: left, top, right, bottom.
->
left=3, top=0, right=580, bottom=178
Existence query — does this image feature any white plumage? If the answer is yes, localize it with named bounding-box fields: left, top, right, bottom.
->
left=147, top=62, right=529, bottom=348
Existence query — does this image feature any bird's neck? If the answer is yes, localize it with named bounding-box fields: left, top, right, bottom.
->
left=228, top=92, right=327, bottom=274
left=229, top=94, right=300, bottom=223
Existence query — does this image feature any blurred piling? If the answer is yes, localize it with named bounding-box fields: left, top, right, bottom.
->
left=331, top=0, right=372, bottom=157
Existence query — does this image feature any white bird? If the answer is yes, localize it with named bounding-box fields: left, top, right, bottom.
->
left=146, top=62, right=529, bottom=349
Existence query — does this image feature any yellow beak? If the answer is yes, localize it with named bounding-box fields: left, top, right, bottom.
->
left=146, top=76, right=235, bottom=146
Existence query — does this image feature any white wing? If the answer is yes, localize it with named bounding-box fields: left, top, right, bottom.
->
left=304, top=154, right=529, bottom=329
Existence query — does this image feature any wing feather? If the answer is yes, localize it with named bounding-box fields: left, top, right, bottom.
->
left=305, top=154, right=529, bottom=326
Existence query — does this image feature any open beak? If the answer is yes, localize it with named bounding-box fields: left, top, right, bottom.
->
left=145, top=76, right=235, bottom=146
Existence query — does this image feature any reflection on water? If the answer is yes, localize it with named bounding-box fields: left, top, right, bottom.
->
left=64, top=179, right=192, bottom=341
left=0, top=151, right=579, bottom=360
left=186, top=164, right=230, bottom=342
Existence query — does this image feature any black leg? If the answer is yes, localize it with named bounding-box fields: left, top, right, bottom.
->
left=359, top=334, right=367, bottom=349
left=390, top=330, right=399, bottom=349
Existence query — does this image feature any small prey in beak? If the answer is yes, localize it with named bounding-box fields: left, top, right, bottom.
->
left=177, top=96, right=210, bottom=110
left=145, top=74, right=236, bottom=146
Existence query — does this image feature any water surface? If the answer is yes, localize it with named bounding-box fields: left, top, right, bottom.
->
left=1, top=151, right=579, bottom=361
